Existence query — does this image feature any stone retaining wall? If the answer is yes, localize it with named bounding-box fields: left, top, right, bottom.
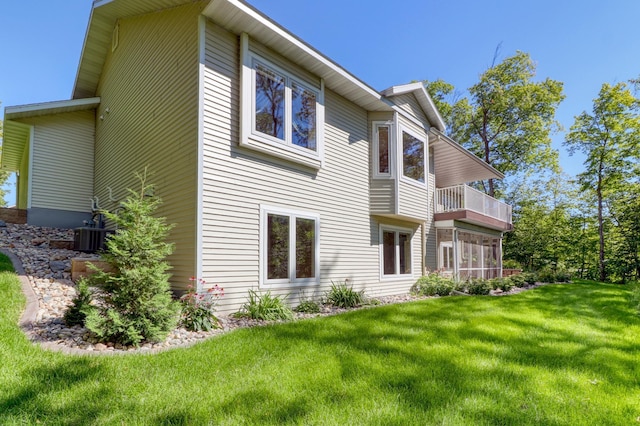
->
left=71, top=258, right=115, bottom=281
left=0, top=208, right=27, bottom=224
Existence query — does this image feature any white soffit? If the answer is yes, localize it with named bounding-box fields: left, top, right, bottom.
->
left=429, top=129, right=503, bottom=187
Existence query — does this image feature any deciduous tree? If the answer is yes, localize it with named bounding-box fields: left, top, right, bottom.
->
left=425, top=51, right=565, bottom=197
left=564, top=82, right=640, bottom=282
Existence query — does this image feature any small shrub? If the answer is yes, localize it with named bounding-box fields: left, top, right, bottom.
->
left=555, top=270, right=572, bottom=283
left=411, top=274, right=454, bottom=297
left=325, top=281, right=367, bottom=308
left=630, top=281, right=640, bottom=314
left=509, top=273, right=527, bottom=287
left=523, top=272, right=538, bottom=285
left=467, top=278, right=492, bottom=295
left=84, top=170, right=179, bottom=346
left=503, top=259, right=522, bottom=269
left=179, top=278, right=224, bottom=332
left=490, top=277, right=515, bottom=292
left=453, top=280, right=468, bottom=293
left=63, top=278, right=95, bottom=327
left=236, top=290, right=293, bottom=321
left=294, top=299, right=321, bottom=314
left=537, top=268, right=558, bottom=283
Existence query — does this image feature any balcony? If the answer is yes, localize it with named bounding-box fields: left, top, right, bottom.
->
left=434, top=185, right=513, bottom=232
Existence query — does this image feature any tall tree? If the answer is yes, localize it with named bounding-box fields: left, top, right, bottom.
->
left=564, top=82, right=640, bottom=282
left=425, top=51, right=565, bottom=197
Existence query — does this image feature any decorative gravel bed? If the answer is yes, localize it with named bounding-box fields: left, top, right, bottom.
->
left=1, top=223, right=546, bottom=355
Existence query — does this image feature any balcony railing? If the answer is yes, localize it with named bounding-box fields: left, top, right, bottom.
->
left=435, top=184, right=512, bottom=225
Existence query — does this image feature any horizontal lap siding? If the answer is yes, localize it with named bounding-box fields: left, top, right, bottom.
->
left=29, top=111, right=95, bottom=212
left=94, top=3, right=204, bottom=291
left=203, top=22, right=400, bottom=312
left=395, top=93, right=430, bottom=126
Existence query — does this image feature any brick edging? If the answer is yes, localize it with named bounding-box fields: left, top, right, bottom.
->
left=0, top=248, right=39, bottom=330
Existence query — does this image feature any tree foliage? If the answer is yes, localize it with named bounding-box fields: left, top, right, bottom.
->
left=85, top=169, right=179, bottom=346
left=425, top=51, right=565, bottom=197
left=564, top=82, right=640, bottom=281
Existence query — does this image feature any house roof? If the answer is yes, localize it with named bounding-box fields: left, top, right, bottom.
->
left=381, top=82, right=446, bottom=132
left=2, top=98, right=101, bottom=171
left=428, top=128, right=504, bottom=187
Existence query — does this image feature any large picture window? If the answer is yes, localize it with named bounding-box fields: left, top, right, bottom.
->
left=262, top=206, right=320, bottom=287
left=380, top=226, right=413, bottom=278
left=402, top=130, right=425, bottom=183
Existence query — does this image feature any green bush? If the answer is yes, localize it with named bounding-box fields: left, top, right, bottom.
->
left=325, top=281, right=367, bottom=308
left=503, top=259, right=522, bottom=269
left=509, top=273, right=527, bottom=287
left=63, top=278, right=95, bottom=327
left=411, top=274, right=455, bottom=297
left=467, top=278, right=492, bottom=295
left=294, top=299, right=321, bottom=314
left=630, top=281, right=640, bottom=314
left=490, top=277, right=515, bottom=292
left=537, top=268, right=571, bottom=283
left=84, top=170, right=179, bottom=347
left=523, top=272, right=538, bottom=285
left=236, top=290, right=294, bottom=321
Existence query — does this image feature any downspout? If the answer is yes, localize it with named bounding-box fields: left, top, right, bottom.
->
left=422, top=222, right=427, bottom=276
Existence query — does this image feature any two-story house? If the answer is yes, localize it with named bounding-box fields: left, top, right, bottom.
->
left=2, top=0, right=512, bottom=312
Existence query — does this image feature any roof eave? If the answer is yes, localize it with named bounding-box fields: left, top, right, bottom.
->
left=381, top=82, right=446, bottom=132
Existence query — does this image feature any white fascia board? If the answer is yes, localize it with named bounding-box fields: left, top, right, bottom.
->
left=382, top=82, right=446, bottom=132
left=71, top=2, right=103, bottom=99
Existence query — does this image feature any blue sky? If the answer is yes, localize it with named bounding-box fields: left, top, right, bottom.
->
left=1, top=0, right=639, bottom=204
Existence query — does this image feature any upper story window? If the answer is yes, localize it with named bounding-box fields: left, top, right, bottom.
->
left=241, top=34, right=324, bottom=169
left=372, top=122, right=391, bottom=178
left=401, top=129, right=426, bottom=184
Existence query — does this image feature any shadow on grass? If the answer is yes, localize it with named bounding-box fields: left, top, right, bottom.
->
left=0, top=358, right=113, bottom=425
left=256, top=282, right=640, bottom=423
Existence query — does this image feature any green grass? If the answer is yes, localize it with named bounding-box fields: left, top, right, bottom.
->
left=1, top=261, right=639, bottom=424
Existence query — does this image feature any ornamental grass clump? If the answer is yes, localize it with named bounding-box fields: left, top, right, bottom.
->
left=179, top=278, right=224, bottom=332
left=235, top=290, right=294, bottom=321
left=84, top=170, right=179, bottom=347
left=325, top=281, right=367, bottom=308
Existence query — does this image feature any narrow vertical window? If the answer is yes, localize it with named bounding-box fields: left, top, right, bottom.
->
left=402, top=131, right=425, bottom=183
left=383, top=231, right=396, bottom=275
left=255, top=64, right=285, bottom=140
left=267, top=214, right=289, bottom=279
left=378, top=126, right=389, bottom=174
left=399, top=232, right=411, bottom=274
left=292, top=82, right=317, bottom=151
left=295, top=217, right=316, bottom=278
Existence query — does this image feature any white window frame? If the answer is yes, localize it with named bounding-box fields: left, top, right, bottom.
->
left=372, top=121, right=393, bottom=179
left=241, top=33, right=325, bottom=169
left=398, top=125, right=427, bottom=188
left=260, top=205, right=321, bottom=288
left=379, top=225, right=414, bottom=280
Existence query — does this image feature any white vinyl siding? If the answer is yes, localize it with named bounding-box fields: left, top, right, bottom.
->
left=94, top=3, right=203, bottom=292
left=28, top=111, right=95, bottom=212
left=203, top=21, right=423, bottom=312
left=393, top=93, right=430, bottom=126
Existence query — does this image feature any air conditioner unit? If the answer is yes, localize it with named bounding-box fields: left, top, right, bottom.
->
left=73, top=227, right=111, bottom=253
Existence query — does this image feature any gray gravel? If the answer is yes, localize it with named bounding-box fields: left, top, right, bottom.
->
left=2, top=224, right=430, bottom=355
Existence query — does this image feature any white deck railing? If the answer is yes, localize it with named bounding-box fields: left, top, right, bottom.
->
left=435, top=184, right=512, bottom=224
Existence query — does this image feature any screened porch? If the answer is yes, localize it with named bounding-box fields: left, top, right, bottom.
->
left=436, top=228, right=502, bottom=280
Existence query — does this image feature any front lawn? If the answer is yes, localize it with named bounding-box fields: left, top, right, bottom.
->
left=1, top=267, right=639, bottom=424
